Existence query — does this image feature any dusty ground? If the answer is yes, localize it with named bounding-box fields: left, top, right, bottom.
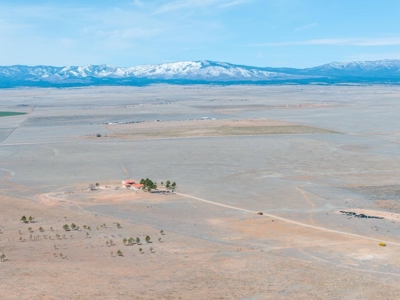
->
left=2, top=187, right=400, bottom=300
left=103, top=119, right=334, bottom=140
left=1, top=85, right=400, bottom=299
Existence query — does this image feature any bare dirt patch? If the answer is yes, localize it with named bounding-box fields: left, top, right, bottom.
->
left=345, top=185, right=400, bottom=201
left=375, top=199, right=400, bottom=214
left=2, top=188, right=400, bottom=300
left=37, top=184, right=175, bottom=207
left=102, top=118, right=335, bottom=140
left=339, top=208, right=400, bottom=222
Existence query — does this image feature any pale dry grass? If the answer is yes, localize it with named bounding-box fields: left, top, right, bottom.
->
left=102, top=119, right=335, bottom=140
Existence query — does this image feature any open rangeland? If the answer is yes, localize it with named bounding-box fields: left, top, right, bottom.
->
left=1, top=85, right=400, bottom=299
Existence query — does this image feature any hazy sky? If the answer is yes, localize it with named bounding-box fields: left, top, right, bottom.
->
left=1, top=0, right=400, bottom=67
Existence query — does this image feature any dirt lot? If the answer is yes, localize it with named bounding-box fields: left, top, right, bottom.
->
left=1, top=85, right=400, bottom=299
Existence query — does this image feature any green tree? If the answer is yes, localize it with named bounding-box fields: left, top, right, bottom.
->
left=63, top=224, right=70, bottom=231
left=171, top=182, right=176, bottom=189
left=123, top=238, right=127, bottom=245
left=117, top=250, right=123, bottom=256
left=1, top=254, right=6, bottom=262
left=136, top=237, right=140, bottom=244
left=20, top=216, right=27, bottom=223
left=145, top=235, right=151, bottom=243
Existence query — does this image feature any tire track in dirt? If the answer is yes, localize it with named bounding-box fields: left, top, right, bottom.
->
left=176, top=192, right=400, bottom=247
left=296, top=186, right=316, bottom=225
left=39, top=189, right=400, bottom=247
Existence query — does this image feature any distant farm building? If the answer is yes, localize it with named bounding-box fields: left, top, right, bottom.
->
left=122, top=180, right=136, bottom=185
left=122, top=180, right=143, bottom=190
left=131, top=183, right=144, bottom=190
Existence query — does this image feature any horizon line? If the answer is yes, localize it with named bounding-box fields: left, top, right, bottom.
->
left=1, top=58, right=400, bottom=70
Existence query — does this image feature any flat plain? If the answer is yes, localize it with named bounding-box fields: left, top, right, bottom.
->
left=1, top=85, right=400, bottom=299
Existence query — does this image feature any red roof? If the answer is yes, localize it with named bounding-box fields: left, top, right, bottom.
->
left=124, top=180, right=136, bottom=184
left=131, top=183, right=143, bottom=188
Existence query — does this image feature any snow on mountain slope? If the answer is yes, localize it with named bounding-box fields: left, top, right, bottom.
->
left=0, top=59, right=399, bottom=86
left=0, top=61, right=303, bottom=81
left=123, top=60, right=284, bottom=79
left=319, top=59, right=400, bottom=70
left=306, top=59, right=400, bottom=76
left=0, top=65, right=62, bottom=78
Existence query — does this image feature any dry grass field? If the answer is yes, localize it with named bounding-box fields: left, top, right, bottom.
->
left=1, top=85, right=400, bottom=299
left=103, top=119, right=335, bottom=140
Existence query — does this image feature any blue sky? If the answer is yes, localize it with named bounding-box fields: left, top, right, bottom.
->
left=0, top=0, right=399, bottom=67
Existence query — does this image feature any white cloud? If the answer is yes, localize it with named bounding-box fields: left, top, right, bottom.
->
left=248, top=37, right=400, bottom=47
left=0, top=0, right=250, bottom=65
left=218, top=0, right=251, bottom=9
left=131, top=0, right=145, bottom=7
left=294, top=22, right=317, bottom=32
left=154, top=0, right=250, bottom=14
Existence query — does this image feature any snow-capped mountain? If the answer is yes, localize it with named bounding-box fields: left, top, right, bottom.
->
left=0, top=61, right=305, bottom=81
left=119, top=60, right=298, bottom=80
left=304, top=59, right=400, bottom=77
left=0, top=59, right=400, bottom=87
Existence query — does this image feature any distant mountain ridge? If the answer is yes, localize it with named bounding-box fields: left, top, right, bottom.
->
left=1, top=59, right=400, bottom=87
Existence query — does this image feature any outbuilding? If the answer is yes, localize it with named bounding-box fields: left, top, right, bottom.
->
left=122, top=179, right=143, bottom=190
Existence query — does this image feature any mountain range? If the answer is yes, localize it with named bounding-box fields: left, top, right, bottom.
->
left=1, top=59, right=400, bottom=87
